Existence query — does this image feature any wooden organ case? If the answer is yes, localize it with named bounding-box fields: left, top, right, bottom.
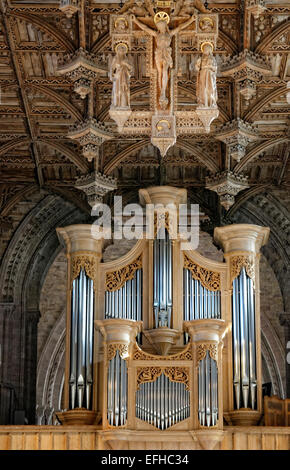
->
left=56, top=186, right=270, bottom=449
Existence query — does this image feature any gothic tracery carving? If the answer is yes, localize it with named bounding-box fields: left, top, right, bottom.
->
left=183, top=254, right=221, bottom=291
left=107, top=343, right=129, bottom=361
left=230, top=254, right=256, bottom=285
left=196, top=343, right=218, bottom=364
left=71, top=251, right=98, bottom=286
left=105, top=255, right=142, bottom=291
left=137, top=366, right=190, bottom=390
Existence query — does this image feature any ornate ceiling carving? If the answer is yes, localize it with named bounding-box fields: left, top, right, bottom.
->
left=0, top=0, right=288, bottom=215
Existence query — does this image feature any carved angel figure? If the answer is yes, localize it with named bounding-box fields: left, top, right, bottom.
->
left=109, top=43, right=132, bottom=108
left=132, top=12, right=195, bottom=109
left=172, top=0, right=207, bottom=16
left=195, top=43, right=218, bottom=108
left=120, top=0, right=155, bottom=17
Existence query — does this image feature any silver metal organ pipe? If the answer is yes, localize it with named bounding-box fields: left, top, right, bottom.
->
left=232, top=268, right=257, bottom=410
left=85, top=277, right=94, bottom=409
left=183, top=269, right=221, bottom=326
left=167, top=230, right=173, bottom=328
left=70, top=278, right=78, bottom=409
left=107, top=353, right=128, bottom=426
left=198, top=353, right=218, bottom=427
left=232, top=277, right=241, bottom=409
left=240, top=268, right=250, bottom=408
left=135, top=375, right=190, bottom=430
left=183, top=269, right=189, bottom=343
left=153, top=229, right=173, bottom=328
left=77, top=269, right=86, bottom=408
left=248, top=276, right=257, bottom=409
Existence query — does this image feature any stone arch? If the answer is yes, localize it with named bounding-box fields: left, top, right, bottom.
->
left=36, top=310, right=66, bottom=424
left=104, top=139, right=219, bottom=175
left=234, top=137, right=289, bottom=173
left=255, top=19, right=290, bottom=54
left=9, top=11, right=75, bottom=52
left=243, top=85, right=288, bottom=122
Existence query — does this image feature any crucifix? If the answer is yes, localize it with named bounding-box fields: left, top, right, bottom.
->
left=109, top=0, right=219, bottom=157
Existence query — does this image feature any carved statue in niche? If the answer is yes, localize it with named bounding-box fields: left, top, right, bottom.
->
left=131, top=12, right=195, bottom=110
left=109, top=43, right=132, bottom=109
left=195, top=42, right=217, bottom=108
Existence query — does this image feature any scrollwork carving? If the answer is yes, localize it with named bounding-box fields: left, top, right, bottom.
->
left=105, top=255, right=142, bottom=291
left=133, top=343, right=192, bottom=361
left=196, top=343, right=218, bottom=365
left=137, top=366, right=190, bottom=390
left=230, top=254, right=255, bottom=286
left=184, top=254, right=221, bottom=291
left=107, top=343, right=129, bottom=361
left=71, top=251, right=98, bottom=286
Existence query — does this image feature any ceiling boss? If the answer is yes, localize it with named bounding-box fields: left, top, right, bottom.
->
left=109, top=0, right=219, bottom=157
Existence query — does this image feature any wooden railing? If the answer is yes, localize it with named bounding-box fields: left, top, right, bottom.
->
left=264, top=396, right=290, bottom=426
left=0, top=426, right=289, bottom=450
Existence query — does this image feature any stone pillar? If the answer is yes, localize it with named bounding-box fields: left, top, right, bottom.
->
left=24, top=310, right=40, bottom=424
left=279, top=313, right=290, bottom=398
left=214, top=224, right=270, bottom=425
left=55, top=224, right=104, bottom=425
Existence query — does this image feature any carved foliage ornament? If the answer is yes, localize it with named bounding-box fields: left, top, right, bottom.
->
left=230, top=254, right=255, bottom=286
left=137, top=366, right=190, bottom=390
left=154, top=210, right=178, bottom=239
left=107, top=343, right=129, bottom=361
left=184, top=254, right=221, bottom=291
left=196, top=343, right=218, bottom=365
left=133, top=342, right=192, bottom=361
left=71, top=251, right=98, bottom=286
left=106, top=255, right=142, bottom=291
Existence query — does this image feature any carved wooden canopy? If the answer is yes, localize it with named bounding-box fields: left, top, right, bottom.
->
left=0, top=1, right=289, bottom=226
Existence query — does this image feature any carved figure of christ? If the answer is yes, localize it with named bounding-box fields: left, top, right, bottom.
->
left=131, top=14, right=195, bottom=109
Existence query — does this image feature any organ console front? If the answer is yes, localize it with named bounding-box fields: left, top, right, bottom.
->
left=55, top=186, right=270, bottom=448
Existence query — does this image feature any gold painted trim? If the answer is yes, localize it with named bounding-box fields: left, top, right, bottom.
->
left=196, top=343, right=218, bottom=365
left=105, top=255, right=142, bottom=292
left=71, top=251, right=99, bottom=286
left=133, top=342, right=192, bottom=361
left=230, top=254, right=255, bottom=286
left=184, top=254, right=221, bottom=291
left=137, top=366, right=190, bottom=390
left=107, top=343, right=129, bottom=361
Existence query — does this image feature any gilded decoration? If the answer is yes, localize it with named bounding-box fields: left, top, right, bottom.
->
left=105, top=255, right=142, bottom=291
left=183, top=254, right=221, bottom=291
left=154, top=210, right=178, bottom=239
left=71, top=251, right=98, bottom=286
left=133, top=343, right=192, bottom=361
left=196, top=343, right=218, bottom=365
left=107, top=343, right=129, bottom=361
left=137, top=366, right=190, bottom=390
left=230, top=254, right=255, bottom=286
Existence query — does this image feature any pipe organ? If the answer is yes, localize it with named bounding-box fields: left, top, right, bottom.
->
left=70, top=268, right=94, bottom=410
left=232, top=268, right=257, bottom=410
left=56, top=186, right=270, bottom=448
left=153, top=229, right=173, bottom=328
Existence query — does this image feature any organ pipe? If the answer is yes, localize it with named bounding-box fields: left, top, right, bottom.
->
left=136, top=374, right=190, bottom=430
left=153, top=229, right=173, bottom=328
left=107, top=351, right=128, bottom=426
left=104, top=269, right=143, bottom=323
left=198, top=351, right=218, bottom=427
left=69, top=268, right=94, bottom=410
left=232, top=267, right=257, bottom=409
left=183, top=268, right=221, bottom=338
